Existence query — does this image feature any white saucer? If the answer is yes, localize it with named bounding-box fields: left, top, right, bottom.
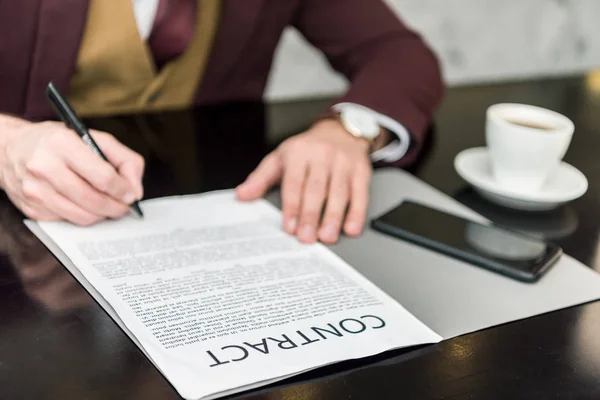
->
left=454, top=147, right=588, bottom=211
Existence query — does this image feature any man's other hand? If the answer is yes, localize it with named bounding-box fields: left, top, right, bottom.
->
left=236, top=119, right=372, bottom=244
left=0, top=121, right=145, bottom=225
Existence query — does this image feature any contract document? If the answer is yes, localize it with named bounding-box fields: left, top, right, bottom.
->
left=26, top=191, right=442, bottom=400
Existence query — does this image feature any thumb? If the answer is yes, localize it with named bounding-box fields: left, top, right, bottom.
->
left=236, top=153, right=282, bottom=201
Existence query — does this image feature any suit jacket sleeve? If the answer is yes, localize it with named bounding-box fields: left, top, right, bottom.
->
left=292, top=0, right=445, bottom=166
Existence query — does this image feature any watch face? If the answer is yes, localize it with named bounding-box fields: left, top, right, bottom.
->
left=342, top=108, right=380, bottom=140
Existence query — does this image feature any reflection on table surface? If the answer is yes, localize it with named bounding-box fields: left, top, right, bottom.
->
left=455, top=187, right=579, bottom=240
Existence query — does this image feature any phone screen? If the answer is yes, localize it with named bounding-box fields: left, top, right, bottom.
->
left=372, top=201, right=561, bottom=280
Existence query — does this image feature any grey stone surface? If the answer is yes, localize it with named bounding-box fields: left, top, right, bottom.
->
left=265, top=0, right=600, bottom=101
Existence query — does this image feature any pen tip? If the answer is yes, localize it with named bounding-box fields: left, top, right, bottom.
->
left=131, top=202, right=144, bottom=218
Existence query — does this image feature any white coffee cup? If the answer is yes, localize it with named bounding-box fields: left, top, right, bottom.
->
left=486, top=103, right=574, bottom=193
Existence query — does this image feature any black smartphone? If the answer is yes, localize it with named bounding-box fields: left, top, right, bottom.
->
left=371, top=200, right=562, bottom=282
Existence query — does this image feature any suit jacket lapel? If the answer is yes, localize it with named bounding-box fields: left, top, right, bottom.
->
left=24, top=0, right=89, bottom=120
left=0, top=0, right=40, bottom=115
left=196, top=0, right=266, bottom=98
left=24, top=0, right=268, bottom=117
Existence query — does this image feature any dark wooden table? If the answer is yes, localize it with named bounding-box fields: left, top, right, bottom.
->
left=1, top=75, right=600, bottom=400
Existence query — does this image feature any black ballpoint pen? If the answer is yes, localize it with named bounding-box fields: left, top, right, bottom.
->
left=45, top=81, right=144, bottom=218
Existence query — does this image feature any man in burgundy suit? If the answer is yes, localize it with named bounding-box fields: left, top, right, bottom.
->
left=0, top=0, right=443, bottom=244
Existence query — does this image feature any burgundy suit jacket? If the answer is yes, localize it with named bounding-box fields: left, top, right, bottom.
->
left=0, top=0, right=444, bottom=165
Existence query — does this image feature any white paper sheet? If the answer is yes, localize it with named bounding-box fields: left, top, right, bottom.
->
left=28, top=191, right=442, bottom=400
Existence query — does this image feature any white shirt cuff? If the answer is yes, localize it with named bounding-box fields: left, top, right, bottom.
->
left=331, top=103, right=411, bottom=163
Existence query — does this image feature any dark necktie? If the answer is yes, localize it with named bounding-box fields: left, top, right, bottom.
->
left=147, top=0, right=196, bottom=70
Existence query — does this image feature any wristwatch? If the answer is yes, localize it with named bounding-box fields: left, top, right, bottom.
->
left=337, top=105, right=381, bottom=150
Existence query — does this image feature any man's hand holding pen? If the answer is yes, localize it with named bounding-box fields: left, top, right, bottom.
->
left=0, top=121, right=144, bottom=225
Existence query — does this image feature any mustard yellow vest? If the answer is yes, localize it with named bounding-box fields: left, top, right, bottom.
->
left=67, top=0, right=221, bottom=117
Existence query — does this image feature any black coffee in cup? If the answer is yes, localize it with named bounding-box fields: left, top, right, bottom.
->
left=504, top=118, right=557, bottom=131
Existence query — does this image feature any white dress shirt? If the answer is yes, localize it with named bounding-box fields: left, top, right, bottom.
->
left=131, top=0, right=410, bottom=162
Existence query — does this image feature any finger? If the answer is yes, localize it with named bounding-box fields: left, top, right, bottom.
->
left=280, top=156, right=308, bottom=235
left=318, top=163, right=350, bottom=244
left=21, top=178, right=103, bottom=226
left=48, top=132, right=136, bottom=204
left=92, top=132, right=145, bottom=200
left=344, top=163, right=371, bottom=237
left=25, top=155, right=130, bottom=219
left=236, top=153, right=283, bottom=201
left=19, top=199, right=60, bottom=222
left=5, top=185, right=59, bottom=221
left=297, top=162, right=329, bottom=244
